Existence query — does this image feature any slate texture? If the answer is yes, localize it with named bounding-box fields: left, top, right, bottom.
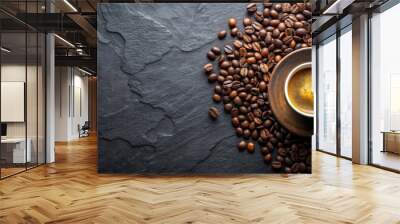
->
left=97, top=3, right=273, bottom=173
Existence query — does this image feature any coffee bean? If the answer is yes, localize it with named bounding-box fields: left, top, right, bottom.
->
left=241, top=120, right=249, bottom=129
left=243, top=17, right=252, bottom=26
left=243, top=129, right=251, bottom=138
left=274, top=3, right=282, bottom=11
left=295, top=28, right=307, bottom=36
left=229, top=90, right=238, bottom=99
left=252, top=22, right=263, bottom=31
left=211, top=46, right=221, bottom=55
left=236, top=127, right=243, bottom=136
left=218, top=30, right=227, bottom=39
left=247, top=142, right=255, bottom=153
left=232, top=96, right=242, bottom=105
left=233, top=40, right=243, bottom=49
left=264, top=153, right=272, bottom=162
left=261, top=147, right=269, bottom=155
left=228, top=18, right=237, bottom=28
left=270, top=9, right=278, bottom=18
left=220, top=60, right=231, bottom=69
left=264, top=119, right=273, bottom=128
left=224, top=45, right=234, bottom=54
left=232, top=117, right=240, bottom=127
left=212, top=94, right=221, bottom=102
left=214, top=85, right=222, bottom=94
left=271, top=161, right=282, bottom=169
left=208, top=107, right=220, bottom=120
left=207, top=51, right=216, bottom=61
left=231, top=27, right=239, bottom=37
left=208, top=73, right=218, bottom=82
left=238, top=140, right=247, bottom=151
left=204, top=63, right=213, bottom=73
left=244, top=26, right=255, bottom=35
left=247, top=57, right=256, bottom=64
left=246, top=3, right=257, bottom=13
left=224, top=103, right=233, bottom=112
left=278, top=147, right=287, bottom=157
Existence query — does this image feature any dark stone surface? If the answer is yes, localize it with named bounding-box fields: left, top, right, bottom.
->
left=97, top=3, right=272, bottom=173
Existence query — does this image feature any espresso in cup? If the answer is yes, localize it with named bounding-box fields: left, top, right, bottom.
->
left=285, top=63, right=314, bottom=117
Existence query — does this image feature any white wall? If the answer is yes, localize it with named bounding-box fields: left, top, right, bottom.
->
left=1, top=64, right=46, bottom=163
left=55, top=66, right=89, bottom=141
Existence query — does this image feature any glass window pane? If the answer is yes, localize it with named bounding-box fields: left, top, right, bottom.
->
left=371, top=4, right=400, bottom=171
left=1, top=31, right=27, bottom=177
left=318, top=35, right=337, bottom=154
left=340, top=26, right=352, bottom=158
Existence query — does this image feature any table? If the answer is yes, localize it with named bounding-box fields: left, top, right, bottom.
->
left=382, top=131, right=400, bottom=154
left=1, top=138, right=31, bottom=163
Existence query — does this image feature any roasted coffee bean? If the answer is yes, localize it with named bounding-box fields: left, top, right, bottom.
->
left=278, top=147, right=287, bottom=157
left=236, top=127, right=243, bottom=136
left=246, top=3, right=257, bottom=13
left=264, top=153, right=272, bottom=162
left=204, top=63, right=213, bottom=73
left=228, top=18, right=237, bottom=28
left=208, top=73, right=218, bottom=82
left=233, top=96, right=242, bottom=105
left=231, top=27, right=239, bottom=37
left=247, top=57, right=256, bottom=64
left=207, top=51, right=216, bottom=60
left=208, top=107, right=220, bottom=119
left=252, top=22, right=263, bottom=31
left=243, top=17, right=252, bottom=26
left=271, top=161, right=282, bottom=169
left=247, top=142, right=255, bottom=153
left=238, top=140, right=247, bottom=151
left=241, top=120, right=250, bottom=129
left=214, top=85, right=222, bottom=94
left=212, top=94, right=221, bottom=102
left=244, top=26, right=255, bottom=35
left=243, top=129, right=251, bottom=138
left=264, top=120, right=273, bottom=128
left=274, top=3, right=282, bottom=11
left=220, top=60, right=231, bottom=69
left=270, top=9, right=279, bottom=18
left=224, top=103, right=233, bottom=112
left=255, top=12, right=264, bottom=23
left=251, top=130, right=259, bottom=140
left=217, top=75, right=225, bottom=83
left=261, top=146, right=269, bottom=155
left=232, top=117, right=240, bottom=127
left=296, top=28, right=307, bottom=36
left=218, top=30, right=227, bottom=39
left=282, top=3, right=291, bottom=12
left=224, top=45, right=234, bottom=54
left=211, top=46, right=221, bottom=55
left=233, top=40, right=243, bottom=49
left=239, top=106, right=248, bottom=114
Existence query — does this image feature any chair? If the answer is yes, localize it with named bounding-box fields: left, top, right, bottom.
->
left=79, top=121, right=90, bottom=138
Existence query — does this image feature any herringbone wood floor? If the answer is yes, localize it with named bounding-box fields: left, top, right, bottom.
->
left=1, top=136, right=400, bottom=224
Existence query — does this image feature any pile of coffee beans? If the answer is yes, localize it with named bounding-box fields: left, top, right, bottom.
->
left=204, top=3, right=312, bottom=173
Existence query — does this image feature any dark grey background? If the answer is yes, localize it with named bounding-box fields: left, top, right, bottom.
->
left=97, top=3, right=274, bottom=173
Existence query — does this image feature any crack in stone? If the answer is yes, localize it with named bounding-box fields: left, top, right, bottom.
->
left=101, top=136, right=156, bottom=153
left=189, top=134, right=236, bottom=172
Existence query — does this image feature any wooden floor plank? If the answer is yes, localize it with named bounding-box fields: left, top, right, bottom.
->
left=0, top=136, right=399, bottom=223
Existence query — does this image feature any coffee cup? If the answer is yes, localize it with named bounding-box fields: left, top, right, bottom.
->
left=284, top=62, right=314, bottom=118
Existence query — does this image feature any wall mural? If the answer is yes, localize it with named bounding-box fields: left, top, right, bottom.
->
left=98, top=3, right=313, bottom=174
